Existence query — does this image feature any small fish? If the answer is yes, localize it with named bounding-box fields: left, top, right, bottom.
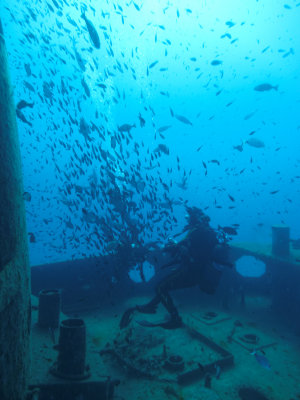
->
left=51, top=0, right=60, bottom=9
left=138, top=113, right=145, bottom=127
left=118, top=123, right=136, bottom=133
left=244, top=111, right=256, bottom=120
left=79, top=117, right=92, bottom=142
left=175, top=114, right=193, bottom=126
left=226, top=21, right=235, bottom=28
left=176, top=176, right=187, bottom=190
left=81, top=78, right=90, bottom=97
left=251, top=350, right=271, bottom=370
left=211, top=59, right=222, bottom=66
left=17, top=100, right=34, bottom=110
left=28, top=232, right=36, bottom=243
left=149, top=60, right=159, bottom=69
left=110, top=136, right=117, bottom=149
left=16, top=109, right=32, bottom=126
left=154, top=144, right=169, bottom=155
left=72, top=38, right=86, bottom=71
left=24, top=81, right=35, bottom=92
left=158, top=125, right=171, bottom=133
left=23, top=192, right=32, bottom=202
left=97, top=83, right=107, bottom=90
left=133, top=2, right=140, bottom=11
left=24, top=63, right=31, bottom=76
left=215, top=364, right=221, bottom=379
left=210, top=159, right=220, bottom=165
left=246, top=138, right=265, bottom=148
left=81, top=12, right=100, bottom=49
left=221, top=33, right=232, bottom=39
left=233, top=143, right=243, bottom=152
left=254, top=83, right=278, bottom=92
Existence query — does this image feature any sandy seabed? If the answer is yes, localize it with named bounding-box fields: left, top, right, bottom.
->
left=30, top=292, right=300, bottom=400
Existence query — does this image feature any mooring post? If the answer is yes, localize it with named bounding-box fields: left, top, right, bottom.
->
left=272, top=225, right=290, bottom=257
left=0, top=19, right=31, bottom=400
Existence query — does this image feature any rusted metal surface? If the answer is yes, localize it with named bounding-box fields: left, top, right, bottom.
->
left=177, top=325, right=234, bottom=385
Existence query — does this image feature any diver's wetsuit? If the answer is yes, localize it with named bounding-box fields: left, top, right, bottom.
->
left=120, top=207, right=232, bottom=329
left=135, top=224, right=225, bottom=323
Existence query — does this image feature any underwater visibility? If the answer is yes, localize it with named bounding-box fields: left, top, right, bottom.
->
left=0, top=0, right=300, bottom=399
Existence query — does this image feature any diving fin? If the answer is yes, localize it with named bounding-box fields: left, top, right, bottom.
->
left=119, top=307, right=137, bottom=329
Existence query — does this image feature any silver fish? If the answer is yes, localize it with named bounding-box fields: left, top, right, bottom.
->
left=72, top=38, right=86, bottom=71
left=175, top=114, right=193, bottom=126
left=158, top=125, right=172, bottom=133
left=254, top=83, right=278, bottom=92
left=81, top=13, right=100, bottom=49
left=251, top=350, right=271, bottom=370
left=246, top=138, right=265, bottom=148
left=154, top=144, right=169, bottom=155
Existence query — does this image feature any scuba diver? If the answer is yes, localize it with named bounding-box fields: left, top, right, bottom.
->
left=120, top=206, right=233, bottom=329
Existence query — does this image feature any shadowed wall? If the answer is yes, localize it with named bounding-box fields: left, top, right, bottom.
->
left=0, top=19, right=31, bottom=400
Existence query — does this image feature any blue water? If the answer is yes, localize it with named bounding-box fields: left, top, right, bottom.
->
left=1, top=0, right=300, bottom=266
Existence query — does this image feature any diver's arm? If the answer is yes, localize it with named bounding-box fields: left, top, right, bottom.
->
left=161, top=235, right=189, bottom=269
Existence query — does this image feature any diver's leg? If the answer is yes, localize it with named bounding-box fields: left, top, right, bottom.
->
left=132, top=267, right=192, bottom=315
left=120, top=294, right=160, bottom=329
left=120, top=268, right=193, bottom=329
left=120, top=306, right=137, bottom=329
left=152, top=269, right=192, bottom=328
left=156, top=285, right=180, bottom=320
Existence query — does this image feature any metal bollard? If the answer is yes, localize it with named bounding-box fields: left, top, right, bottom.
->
left=51, top=319, right=90, bottom=380
left=272, top=225, right=290, bottom=257
left=38, top=289, right=61, bottom=328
